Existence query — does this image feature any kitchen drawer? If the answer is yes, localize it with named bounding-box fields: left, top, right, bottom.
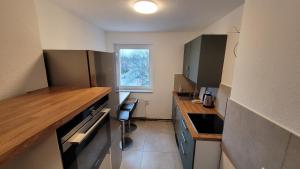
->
left=181, top=130, right=195, bottom=154
left=179, top=118, right=189, bottom=137
left=175, top=106, right=181, bottom=133
left=178, top=117, right=195, bottom=169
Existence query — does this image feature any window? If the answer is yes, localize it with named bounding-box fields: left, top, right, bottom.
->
left=115, top=44, right=152, bottom=91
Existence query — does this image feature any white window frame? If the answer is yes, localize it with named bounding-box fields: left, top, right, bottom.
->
left=115, top=44, right=153, bottom=92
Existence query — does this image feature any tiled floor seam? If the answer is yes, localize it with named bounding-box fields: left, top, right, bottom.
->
left=139, top=150, right=144, bottom=169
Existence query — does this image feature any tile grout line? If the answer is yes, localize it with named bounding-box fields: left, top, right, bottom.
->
left=123, top=120, right=181, bottom=169
left=280, top=133, right=292, bottom=169
left=139, top=150, right=144, bottom=169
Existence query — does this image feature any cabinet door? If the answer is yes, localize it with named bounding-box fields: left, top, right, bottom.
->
left=175, top=106, right=181, bottom=138
left=172, top=97, right=176, bottom=128
left=197, top=35, right=227, bottom=87
left=183, top=42, right=192, bottom=78
left=193, top=141, right=221, bottom=169
left=189, top=37, right=201, bottom=83
left=178, top=116, right=195, bottom=169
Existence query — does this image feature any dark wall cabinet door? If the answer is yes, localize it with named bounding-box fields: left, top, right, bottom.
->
left=183, top=42, right=192, bottom=78
left=197, top=35, right=227, bottom=87
left=188, top=37, right=201, bottom=83
left=182, top=35, right=227, bottom=87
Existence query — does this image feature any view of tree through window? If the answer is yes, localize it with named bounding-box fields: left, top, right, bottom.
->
left=119, top=48, right=150, bottom=88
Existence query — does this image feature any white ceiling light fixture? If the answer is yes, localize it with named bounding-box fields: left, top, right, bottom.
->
left=133, top=0, right=158, bottom=14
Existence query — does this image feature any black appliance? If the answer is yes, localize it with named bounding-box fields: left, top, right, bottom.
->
left=187, top=113, right=224, bottom=134
left=57, top=96, right=111, bottom=169
left=43, top=50, right=122, bottom=169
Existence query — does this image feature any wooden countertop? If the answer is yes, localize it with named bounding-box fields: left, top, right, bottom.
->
left=0, top=87, right=111, bottom=164
left=173, top=93, right=223, bottom=141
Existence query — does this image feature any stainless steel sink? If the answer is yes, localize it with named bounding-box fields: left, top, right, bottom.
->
left=187, top=113, right=224, bottom=134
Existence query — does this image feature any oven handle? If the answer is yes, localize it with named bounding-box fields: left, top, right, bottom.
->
left=67, top=108, right=110, bottom=144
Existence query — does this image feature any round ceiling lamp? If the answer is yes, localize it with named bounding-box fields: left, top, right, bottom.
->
left=133, top=0, right=158, bottom=14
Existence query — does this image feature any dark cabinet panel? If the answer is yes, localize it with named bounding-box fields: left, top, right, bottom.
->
left=174, top=107, right=195, bottom=169
left=182, top=35, right=227, bottom=87
left=183, top=42, right=192, bottom=78
left=189, top=37, right=201, bottom=83
left=172, top=96, right=177, bottom=128
left=197, top=35, right=227, bottom=87
left=175, top=105, right=181, bottom=138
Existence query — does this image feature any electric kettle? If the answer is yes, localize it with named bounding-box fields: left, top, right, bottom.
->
left=203, top=94, right=214, bottom=108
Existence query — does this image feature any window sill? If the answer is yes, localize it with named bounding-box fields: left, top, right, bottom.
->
left=118, top=89, right=153, bottom=93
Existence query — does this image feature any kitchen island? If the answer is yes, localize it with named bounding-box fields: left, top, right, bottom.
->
left=0, top=87, right=111, bottom=165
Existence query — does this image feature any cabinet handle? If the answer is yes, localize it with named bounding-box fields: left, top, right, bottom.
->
left=181, top=119, right=187, bottom=130
left=181, top=132, right=186, bottom=143
left=67, top=108, right=110, bottom=144
left=180, top=142, right=185, bottom=155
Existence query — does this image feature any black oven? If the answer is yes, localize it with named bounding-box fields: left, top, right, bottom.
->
left=57, top=96, right=111, bottom=169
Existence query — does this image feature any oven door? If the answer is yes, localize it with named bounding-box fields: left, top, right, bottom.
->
left=61, top=108, right=111, bottom=169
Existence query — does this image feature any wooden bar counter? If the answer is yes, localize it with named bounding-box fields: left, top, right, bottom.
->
left=0, top=87, right=111, bottom=164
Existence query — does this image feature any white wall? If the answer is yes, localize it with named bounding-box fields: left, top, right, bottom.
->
left=106, top=32, right=197, bottom=119
left=231, top=0, right=300, bottom=136
left=0, top=133, right=63, bottom=169
left=199, top=5, right=244, bottom=87
left=199, top=5, right=244, bottom=34
left=35, top=0, right=106, bottom=51
left=0, top=0, right=48, bottom=100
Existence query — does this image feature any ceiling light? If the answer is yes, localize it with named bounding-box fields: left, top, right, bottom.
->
left=133, top=0, right=158, bottom=14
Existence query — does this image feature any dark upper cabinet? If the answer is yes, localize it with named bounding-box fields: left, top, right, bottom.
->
left=182, top=35, right=227, bottom=87
left=183, top=42, right=192, bottom=78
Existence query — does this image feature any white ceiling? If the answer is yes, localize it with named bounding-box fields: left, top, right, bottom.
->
left=51, top=0, right=244, bottom=32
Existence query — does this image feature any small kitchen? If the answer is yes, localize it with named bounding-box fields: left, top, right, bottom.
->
left=0, top=0, right=300, bottom=169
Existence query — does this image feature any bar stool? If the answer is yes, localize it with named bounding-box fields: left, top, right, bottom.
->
left=118, top=110, right=133, bottom=150
left=121, top=98, right=138, bottom=132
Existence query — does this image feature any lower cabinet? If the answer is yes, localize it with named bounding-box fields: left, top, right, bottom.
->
left=193, top=141, right=221, bottom=169
left=178, top=118, right=195, bottom=169
left=172, top=96, right=177, bottom=129
left=174, top=108, right=221, bottom=169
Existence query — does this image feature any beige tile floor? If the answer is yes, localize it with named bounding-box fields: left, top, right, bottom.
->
left=120, top=120, right=183, bottom=169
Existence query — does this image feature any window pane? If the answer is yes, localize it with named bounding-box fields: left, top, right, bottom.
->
left=119, top=49, right=150, bottom=88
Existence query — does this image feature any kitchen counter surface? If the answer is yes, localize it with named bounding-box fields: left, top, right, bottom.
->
left=0, top=87, right=111, bottom=164
left=173, top=92, right=223, bottom=141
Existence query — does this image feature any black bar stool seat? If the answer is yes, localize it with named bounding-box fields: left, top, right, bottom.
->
left=121, top=103, right=135, bottom=112
left=121, top=99, right=138, bottom=132
left=119, top=110, right=130, bottom=120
